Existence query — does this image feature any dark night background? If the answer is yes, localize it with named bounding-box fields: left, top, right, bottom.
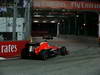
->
left=0, top=0, right=100, bottom=3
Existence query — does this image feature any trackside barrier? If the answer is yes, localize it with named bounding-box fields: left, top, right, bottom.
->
left=0, top=40, right=29, bottom=58
left=98, top=37, right=100, bottom=45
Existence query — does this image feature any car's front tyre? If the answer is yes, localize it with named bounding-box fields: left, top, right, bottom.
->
left=40, top=50, right=49, bottom=60
left=60, top=47, right=68, bottom=56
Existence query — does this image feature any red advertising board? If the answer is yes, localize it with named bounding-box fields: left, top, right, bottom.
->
left=33, top=1, right=100, bottom=10
left=0, top=40, right=29, bottom=58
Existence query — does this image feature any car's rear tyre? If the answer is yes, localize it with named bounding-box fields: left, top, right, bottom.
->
left=40, top=50, right=49, bottom=60
left=60, top=47, right=68, bottom=56
left=21, top=48, right=29, bottom=59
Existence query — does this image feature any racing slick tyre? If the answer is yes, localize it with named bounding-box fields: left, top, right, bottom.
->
left=60, top=47, right=68, bottom=56
left=40, top=50, right=49, bottom=60
left=21, top=48, right=29, bottom=59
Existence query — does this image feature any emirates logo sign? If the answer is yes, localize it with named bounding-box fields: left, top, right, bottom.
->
left=0, top=45, right=17, bottom=53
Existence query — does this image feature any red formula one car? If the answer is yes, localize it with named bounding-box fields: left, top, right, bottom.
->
left=21, top=41, right=68, bottom=60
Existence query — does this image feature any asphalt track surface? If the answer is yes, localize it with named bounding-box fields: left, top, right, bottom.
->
left=0, top=36, right=100, bottom=75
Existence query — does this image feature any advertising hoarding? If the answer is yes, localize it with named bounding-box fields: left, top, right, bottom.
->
left=0, top=40, right=29, bottom=58
left=33, top=1, right=100, bottom=10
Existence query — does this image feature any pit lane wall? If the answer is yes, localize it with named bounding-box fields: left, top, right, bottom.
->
left=0, top=40, right=29, bottom=58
